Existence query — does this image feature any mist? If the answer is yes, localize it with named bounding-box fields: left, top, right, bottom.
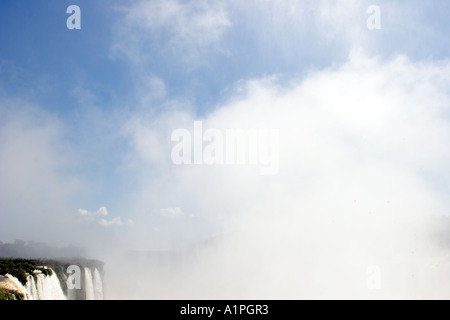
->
left=97, top=51, right=450, bottom=299
left=1, top=0, right=450, bottom=300
left=2, top=49, right=450, bottom=300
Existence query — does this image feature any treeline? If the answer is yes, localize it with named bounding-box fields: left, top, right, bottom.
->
left=0, top=257, right=104, bottom=282
left=0, top=259, right=52, bottom=285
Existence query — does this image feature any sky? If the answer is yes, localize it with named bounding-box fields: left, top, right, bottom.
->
left=1, top=0, right=450, bottom=275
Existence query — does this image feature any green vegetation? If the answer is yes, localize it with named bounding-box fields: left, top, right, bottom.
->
left=0, top=288, right=15, bottom=300
left=0, top=259, right=53, bottom=285
left=0, top=288, right=24, bottom=300
left=0, top=258, right=103, bottom=285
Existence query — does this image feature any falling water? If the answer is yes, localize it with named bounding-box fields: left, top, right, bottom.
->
left=5, top=274, right=28, bottom=299
left=25, top=275, right=38, bottom=300
left=5, top=271, right=66, bottom=300
left=4, top=267, right=103, bottom=300
left=93, top=268, right=103, bottom=300
left=84, top=267, right=95, bottom=300
left=33, top=270, right=67, bottom=300
left=45, top=271, right=67, bottom=300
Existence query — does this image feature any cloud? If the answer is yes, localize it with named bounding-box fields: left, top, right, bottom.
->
left=112, top=0, right=231, bottom=64
left=118, top=50, right=450, bottom=298
left=156, top=207, right=198, bottom=219
left=0, top=98, right=83, bottom=243
left=78, top=206, right=108, bottom=217
left=126, top=50, right=450, bottom=224
left=157, top=207, right=185, bottom=218
left=110, top=0, right=448, bottom=79
left=78, top=206, right=133, bottom=227
left=98, top=217, right=134, bottom=227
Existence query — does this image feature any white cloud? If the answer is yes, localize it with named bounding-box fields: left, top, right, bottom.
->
left=145, top=76, right=167, bottom=101
left=157, top=207, right=185, bottom=218
left=98, top=217, right=134, bottom=227
left=0, top=99, right=83, bottom=243
left=126, top=50, right=450, bottom=223
left=78, top=206, right=108, bottom=217
left=120, top=50, right=450, bottom=298
left=112, top=0, right=231, bottom=64
left=156, top=207, right=198, bottom=219
left=78, top=206, right=133, bottom=227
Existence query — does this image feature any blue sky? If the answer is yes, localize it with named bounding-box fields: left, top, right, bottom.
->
left=1, top=0, right=449, bottom=112
left=1, top=0, right=450, bottom=254
left=1, top=0, right=449, bottom=115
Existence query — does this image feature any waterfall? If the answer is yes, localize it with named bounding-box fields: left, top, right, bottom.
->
left=26, top=275, right=38, bottom=300
left=32, top=270, right=67, bottom=300
left=3, top=266, right=103, bottom=300
left=44, top=271, right=67, bottom=300
left=7, top=269, right=67, bottom=300
left=35, top=274, right=45, bottom=298
left=84, top=267, right=104, bottom=300
left=5, top=274, right=28, bottom=299
left=93, top=268, right=104, bottom=300
left=84, top=267, right=95, bottom=300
